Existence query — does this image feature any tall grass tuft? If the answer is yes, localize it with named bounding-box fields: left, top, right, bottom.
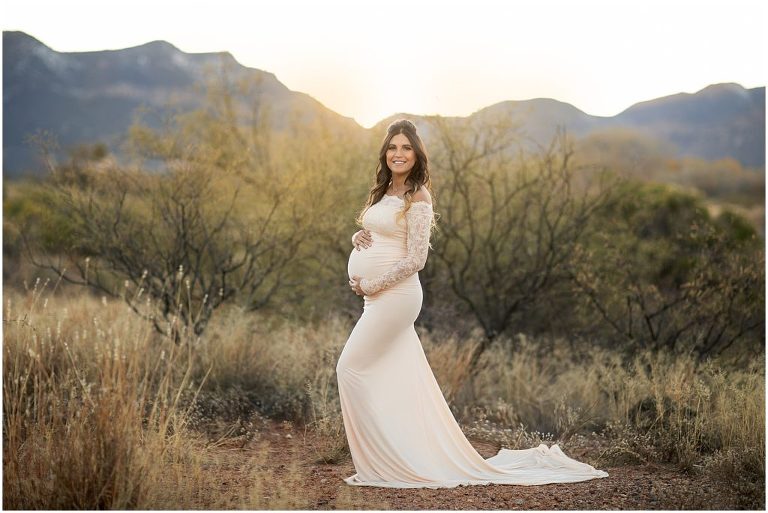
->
left=3, top=278, right=208, bottom=509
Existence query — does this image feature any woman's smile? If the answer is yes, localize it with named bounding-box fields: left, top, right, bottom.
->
left=387, top=133, right=416, bottom=174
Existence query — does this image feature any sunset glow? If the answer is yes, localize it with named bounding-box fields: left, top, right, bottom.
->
left=3, top=0, right=765, bottom=127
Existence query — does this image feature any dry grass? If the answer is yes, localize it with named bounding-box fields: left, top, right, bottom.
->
left=2, top=280, right=324, bottom=509
left=3, top=281, right=764, bottom=508
left=4, top=276, right=196, bottom=508
left=445, top=333, right=764, bottom=504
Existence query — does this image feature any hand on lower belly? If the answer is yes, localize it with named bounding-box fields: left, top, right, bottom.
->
left=349, top=275, right=366, bottom=296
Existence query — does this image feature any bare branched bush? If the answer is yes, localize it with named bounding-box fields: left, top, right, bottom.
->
left=426, top=115, right=621, bottom=369
left=21, top=71, right=312, bottom=340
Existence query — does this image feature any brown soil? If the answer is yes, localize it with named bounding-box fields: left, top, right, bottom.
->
left=199, top=419, right=747, bottom=510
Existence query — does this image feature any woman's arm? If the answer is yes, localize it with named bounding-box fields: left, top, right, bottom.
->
left=359, top=200, right=434, bottom=296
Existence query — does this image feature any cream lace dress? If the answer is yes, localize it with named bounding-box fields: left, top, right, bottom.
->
left=338, top=193, right=609, bottom=488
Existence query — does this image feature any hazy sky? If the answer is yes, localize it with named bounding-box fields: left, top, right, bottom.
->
left=3, top=0, right=766, bottom=127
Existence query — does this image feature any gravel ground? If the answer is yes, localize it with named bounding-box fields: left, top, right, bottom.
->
left=196, top=419, right=750, bottom=510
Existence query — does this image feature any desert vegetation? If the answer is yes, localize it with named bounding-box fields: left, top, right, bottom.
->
left=3, top=69, right=764, bottom=509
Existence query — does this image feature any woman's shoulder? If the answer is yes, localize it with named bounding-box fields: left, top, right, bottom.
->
left=411, top=187, right=432, bottom=205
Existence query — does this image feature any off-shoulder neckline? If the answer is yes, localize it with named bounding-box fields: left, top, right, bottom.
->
left=382, top=194, right=432, bottom=206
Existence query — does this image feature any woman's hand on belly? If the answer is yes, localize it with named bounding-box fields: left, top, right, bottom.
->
left=349, top=275, right=366, bottom=296
left=353, top=229, right=373, bottom=251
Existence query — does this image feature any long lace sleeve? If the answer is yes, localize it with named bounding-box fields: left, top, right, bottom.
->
left=359, top=201, right=434, bottom=296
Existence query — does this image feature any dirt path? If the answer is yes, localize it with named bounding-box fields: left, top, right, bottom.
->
left=197, top=419, right=743, bottom=510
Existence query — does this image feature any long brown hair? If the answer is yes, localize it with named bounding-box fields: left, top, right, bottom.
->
left=356, top=119, right=436, bottom=226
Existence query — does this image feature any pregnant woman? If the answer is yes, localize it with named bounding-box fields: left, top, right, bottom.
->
left=337, top=119, right=609, bottom=488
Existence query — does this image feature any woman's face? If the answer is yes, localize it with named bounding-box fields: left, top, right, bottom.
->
left=386, top=133, right=417, bottom=178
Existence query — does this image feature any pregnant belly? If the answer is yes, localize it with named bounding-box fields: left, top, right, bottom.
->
left=347, top=241, right=405, bottom=280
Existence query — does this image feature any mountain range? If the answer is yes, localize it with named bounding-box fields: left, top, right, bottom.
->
left=3, top=30, right=765, bottom=177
